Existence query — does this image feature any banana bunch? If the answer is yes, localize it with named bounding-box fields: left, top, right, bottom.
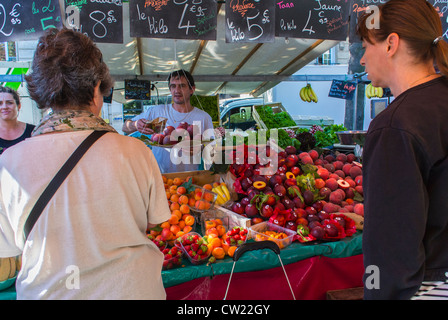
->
left=366, top=83, right=383, bottom=98
left=300, top=84, right=318, bottom=103
left=212, top=182, right=231, bottom=205
left=0, top=256, right=21, bottom=281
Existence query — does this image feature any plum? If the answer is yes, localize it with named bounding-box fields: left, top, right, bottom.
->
left=232, top=202, right=245, bottom=215
left=260, top=204, right=274, bottom=218
left=311, top=226, right=325, bottom=240
left=324, top=224, right=339, bottom=237
left=245, top=204, right=259, bottom=218
left=303, top=190, right=314, bottom=205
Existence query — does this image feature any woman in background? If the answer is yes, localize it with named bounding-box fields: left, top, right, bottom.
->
left=0, top=86, right=35, bottom=155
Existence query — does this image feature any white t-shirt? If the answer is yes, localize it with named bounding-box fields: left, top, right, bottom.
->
left=0, top=130, right=171, bottom=300
left=132, top=104, right=214, bottom=173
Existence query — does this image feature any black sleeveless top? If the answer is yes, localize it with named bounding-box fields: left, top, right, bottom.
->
left=0, top=123, right=35, bottom=155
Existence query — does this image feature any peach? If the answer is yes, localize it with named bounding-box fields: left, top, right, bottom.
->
left=309, top=149, right=319, bottom=161
left=324, top=163, right=335, bottom=173
left=354, top=203, right=364, bottom=216
left=346, top=153, right=356, bottom=163
left=355, top=185, right=363, bottom=195
left=329, top=191, right=344, bottom=205
left=349, top=166, right=363, bottom=179
left=334, top=170, right=345, bottom=179
left=317, top=167, right=330, bottom=180
left=333, top=160, right=344, bottom=171
left=325, top=178, right=338, bottom=191
left=336, top=153, right=347, bottom=162
left=342, top=163, right=353, bottom=176
left=354, top=175, right=363, bottom=186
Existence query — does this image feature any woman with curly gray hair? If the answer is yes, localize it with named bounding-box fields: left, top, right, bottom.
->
left=0, top=28, right=171, bottom=300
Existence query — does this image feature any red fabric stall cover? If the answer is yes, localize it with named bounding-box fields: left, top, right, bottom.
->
left=166, top=254, right=364, bottom=300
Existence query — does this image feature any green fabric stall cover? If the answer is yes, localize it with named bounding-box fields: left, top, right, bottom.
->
left=162, top=231, right=363, bottom=288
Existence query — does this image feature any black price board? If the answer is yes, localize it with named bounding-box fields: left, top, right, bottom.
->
left=125, top=80, right=151, bottom=100
left=275, top=0, right=351, bottom=41
left=0, top=0, right=63, bottom=42
left=64, top=0, right=123, bottom=43
left=129, top=0, right=217, bottom=40
left=428, top=0, right=448, bottom=43
left=225, top=0, right=275, bottom=43
left=328, top=80, right=357, bottom=100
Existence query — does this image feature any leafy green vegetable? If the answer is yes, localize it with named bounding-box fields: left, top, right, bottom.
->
left=255, top=105, right=296, bottom=129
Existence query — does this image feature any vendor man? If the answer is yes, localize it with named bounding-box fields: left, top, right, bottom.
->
left=123, top=69, right=214, bottom=173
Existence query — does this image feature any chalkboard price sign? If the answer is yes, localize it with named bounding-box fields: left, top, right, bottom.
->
left=64, top=0, right=123, bottom=43
left=225, top=0, right=275, bottom=43
left=428, top=0, right=448, bottom=43
left=275, top=0, right=351, bottom=41
left=328, top=80, right=357, bottom=100
left=125, top=80, right=151, bottom=100
left=129, top=0, right=217, bottom=40
left=0, top=0, right=63, bottom=42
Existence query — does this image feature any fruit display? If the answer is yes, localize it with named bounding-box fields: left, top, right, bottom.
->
left=300, top=84, right=318, bottom=103
left=228, top=144, right=362, bottom=243
left=365, top=83, right=383, bottom=98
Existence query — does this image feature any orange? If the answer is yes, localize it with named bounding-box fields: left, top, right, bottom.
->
left=175, top=231, right=185, bottom=238
left=160, top=221, right=171, bottom=229
left=205, top=220, right=216, bottom=230
left=170, top=193, right=179, bottom=203
left=203, top=184, right=213, bottom=191
left=216, top=224, right=226, bottom=237
left=195, top=200, right=206, bottom=210
left=184, top=215, right=195, bottom=226
left=168, top=214, right=179, bottom=225
left=227, top=246, right=237, bottom=258
left=177, top=186, right=187, bottom=195
left=169, top=185, right=178, bottom=194
left=178, top=220, right=186, bottom=230
left=173, top=177, right=183, bottom=186
left=178, top=195, right=189, bottom=205
left=206, top=227, right=219, bottom=238
left=203, top=192, right=215, bottom=202
left=170, top=202, right=180, bottom=211
left=179, top=204, right=190, bottom=214
left=221, top=242, right=230, bottom=254
left=171, top=210, right=182, bottom=220
left=209, top=237, right=222, bottom=248
left=207, top=243, right=214, bottom=255
left=212, top=247, right=225, bottom=259
left=170, top=224, right=180, bottom=235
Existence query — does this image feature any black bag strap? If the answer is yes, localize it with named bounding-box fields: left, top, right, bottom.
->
left=24, top=130, right=108, bottom=239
